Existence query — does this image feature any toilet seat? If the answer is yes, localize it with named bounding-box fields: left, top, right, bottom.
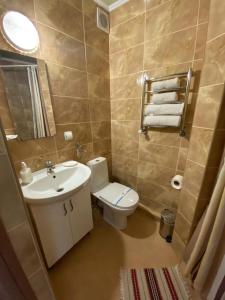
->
left=94, top=182, right=139, bottom=210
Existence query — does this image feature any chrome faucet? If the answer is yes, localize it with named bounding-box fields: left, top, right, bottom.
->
left=45, top=160, right=55, bottom=175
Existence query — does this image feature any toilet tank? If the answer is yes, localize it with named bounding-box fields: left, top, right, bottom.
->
left=87, top=157, right=109, bottom=193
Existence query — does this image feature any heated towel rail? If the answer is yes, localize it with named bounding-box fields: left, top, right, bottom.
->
left=139, top=68, right=193, bottom=136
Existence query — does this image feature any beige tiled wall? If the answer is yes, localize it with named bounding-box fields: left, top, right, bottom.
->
left=0, top=0, right=111, bottom=173
left=0, top=124, right=55, bottom=300
left=109, top=0, right=210, bottom=215
left=173, top=0, right=225, bottom=254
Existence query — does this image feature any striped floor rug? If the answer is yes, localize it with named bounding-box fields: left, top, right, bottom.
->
left=120, top=266, right=190, bottom=300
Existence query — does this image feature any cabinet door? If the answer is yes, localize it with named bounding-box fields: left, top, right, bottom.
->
left=31, top=201, right=73, bottom=267
left=69, top=184, right=93, bottom=244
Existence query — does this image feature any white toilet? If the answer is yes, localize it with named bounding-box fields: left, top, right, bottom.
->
left=87, top=157, right=139, bottom=230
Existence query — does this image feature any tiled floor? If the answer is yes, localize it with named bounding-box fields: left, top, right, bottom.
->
left=49, top=207, right=179, bottom=300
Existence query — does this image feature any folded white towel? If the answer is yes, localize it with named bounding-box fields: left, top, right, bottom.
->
left=145, top=103, right=184, bottom=116
left=151, top=78, right=180, bottom=92
left=152, top=92, right=178, bottom=104
left=144, top=115, right=181, bottom=127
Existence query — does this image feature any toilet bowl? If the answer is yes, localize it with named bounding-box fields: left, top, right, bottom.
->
left=87, top=157, right=139, bottom=230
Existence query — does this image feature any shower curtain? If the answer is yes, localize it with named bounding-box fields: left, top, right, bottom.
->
left=27, top=66, right=46, bottom=139
left=183, top=159, right=225, bottom=298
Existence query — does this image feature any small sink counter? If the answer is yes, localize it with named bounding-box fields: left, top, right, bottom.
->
left=21, top=161, right=93, bottom=267
left=22, top=161, right=91, bottom=205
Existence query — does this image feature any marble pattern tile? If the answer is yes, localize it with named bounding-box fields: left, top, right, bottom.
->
left=187, top=127, right=213, bottom=166
left=29, top=269, right=55, bottom=300
left=182, top=160, right=206, bottom=198
left=88, top=74, right=110, bottom=100
left=199, top=0, right=211, bottom=24
left=110, top=0, right=145, bottom=28
left=84, top=14, right=109, bottom=54
left=139, top=141, right=179, bottom=169
left=111, top=137, right=138, bottom=160
left=146, top=0, right=169, bottom=11
left=89, top=99, right=111, bottom=122
left=93, top=139, right=111, bottom=156
left=137, top=178, right=180, bottom=208
left=200, top=35, right=225, bottom=87
left=111, top=120, right=139, bottom=142
left=110, top=74, right=142, bottom=100
left=112, top=153, right=138, bottom=178
left=8, top=222, right=41, bottom=277
left=178, top=189, right=197, bottom=223
left=35, top=0, right=84, bottom=41
left=92, top=121, right=111, bottom=141
left=53, top=97, right=90, bottom=124
left=110, top=14, right=145, bottom=54
left=207, top=0, right=225, bottom=40
left=144, top=28, right=196, bottom=69
left=8, top=137, right=56, bottom=162
left=174, top=212, right=192, bottom=244
left=0, top=0, right=35, bottom=20
left=194, top=23, right=208, bottom=60
left=139, top=128, right=181, bottom=147
left=110, top=44, right=144, bottom=78
left=145, top=0, right=198, bottom=42
left=39, top=24, right=86, bottom=70
left=86, top=46, right=109, bottom=78
left=0, top=154, right=26, bottom=229
left=177, top=147, right=188, bottom=172
left=111, top=99, right=141, bottom=120
left=193, top=84, right=224, bottom=129
left=47, top=63, right=88, bottom=98
left=137, top=160, right=175, bottom=187
left=55, top=123, right=92, bottom=151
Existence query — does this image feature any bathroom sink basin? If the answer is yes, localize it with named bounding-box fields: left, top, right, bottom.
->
left=21, top=161, right=91, bottom=205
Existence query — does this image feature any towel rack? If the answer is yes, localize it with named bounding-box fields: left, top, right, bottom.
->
left=139, top=68, right=193, bottom=136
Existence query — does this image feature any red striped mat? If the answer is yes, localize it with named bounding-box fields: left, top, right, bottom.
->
left=121, top=266, right=190, bottom=300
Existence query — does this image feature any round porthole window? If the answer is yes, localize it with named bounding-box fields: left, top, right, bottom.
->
left=1, top=11, right=39, bottom=53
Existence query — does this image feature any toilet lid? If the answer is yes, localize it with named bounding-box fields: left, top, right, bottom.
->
left=94, top=182, right=139, bottom=209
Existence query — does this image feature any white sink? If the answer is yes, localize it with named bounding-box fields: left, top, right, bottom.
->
left=22, top=161, right=91, bottom=205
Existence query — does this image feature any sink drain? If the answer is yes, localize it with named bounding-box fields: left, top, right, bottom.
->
left=56, top=187, right=64, bottom=192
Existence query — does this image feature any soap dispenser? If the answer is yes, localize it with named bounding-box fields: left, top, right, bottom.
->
left=20, top=162, right=33, bottom=185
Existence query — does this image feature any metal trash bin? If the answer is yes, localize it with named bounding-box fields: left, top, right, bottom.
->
left=159, top=209, right=176, bottom=242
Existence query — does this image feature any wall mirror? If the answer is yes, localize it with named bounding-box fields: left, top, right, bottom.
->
left=0, top=50, right=56, bottom=141
left=1, top=11, right=39, bottom=53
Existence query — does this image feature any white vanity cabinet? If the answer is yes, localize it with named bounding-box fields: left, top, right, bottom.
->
left=30, top=184, right=93, bottom=267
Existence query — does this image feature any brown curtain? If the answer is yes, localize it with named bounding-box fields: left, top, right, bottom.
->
left=183, top=160, right=225, bottom=295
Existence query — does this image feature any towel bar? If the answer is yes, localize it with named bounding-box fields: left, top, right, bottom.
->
left=139, top=68, right=193, bottom=136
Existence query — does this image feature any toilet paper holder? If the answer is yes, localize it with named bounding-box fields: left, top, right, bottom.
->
left=171, top=175, right=183, bottom=190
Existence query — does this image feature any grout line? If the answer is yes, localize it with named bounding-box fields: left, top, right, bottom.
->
left=187, top=158, right=206, bottom=168
left=7, top=221, right=27, bottom=233
left=207, top=31, right=225, bottom=44
left=191, top=125, right=214, bottom=130
left=191, top=0, right=200, bottom=66
left=45, top=60, right=87, bottom=73
left=27, top=267, right=42, bottom=280
left=82, top=6, right=94, bottom=154
left=110, top=0, right=171, bottom=29
left=110, top=24, right=198, bottom=56
left=36, top=20, right=84, bottom=45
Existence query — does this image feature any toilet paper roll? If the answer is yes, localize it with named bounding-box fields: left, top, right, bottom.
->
left=171, top=175, right=183, bottom=190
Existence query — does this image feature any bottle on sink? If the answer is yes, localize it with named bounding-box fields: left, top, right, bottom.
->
left=20, top=162, right=33, bottom=185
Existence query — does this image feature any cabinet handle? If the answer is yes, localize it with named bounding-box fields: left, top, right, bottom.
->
left=69, top=199, right=74, bottom=212
left=63, top=203, right=67, bottom=216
